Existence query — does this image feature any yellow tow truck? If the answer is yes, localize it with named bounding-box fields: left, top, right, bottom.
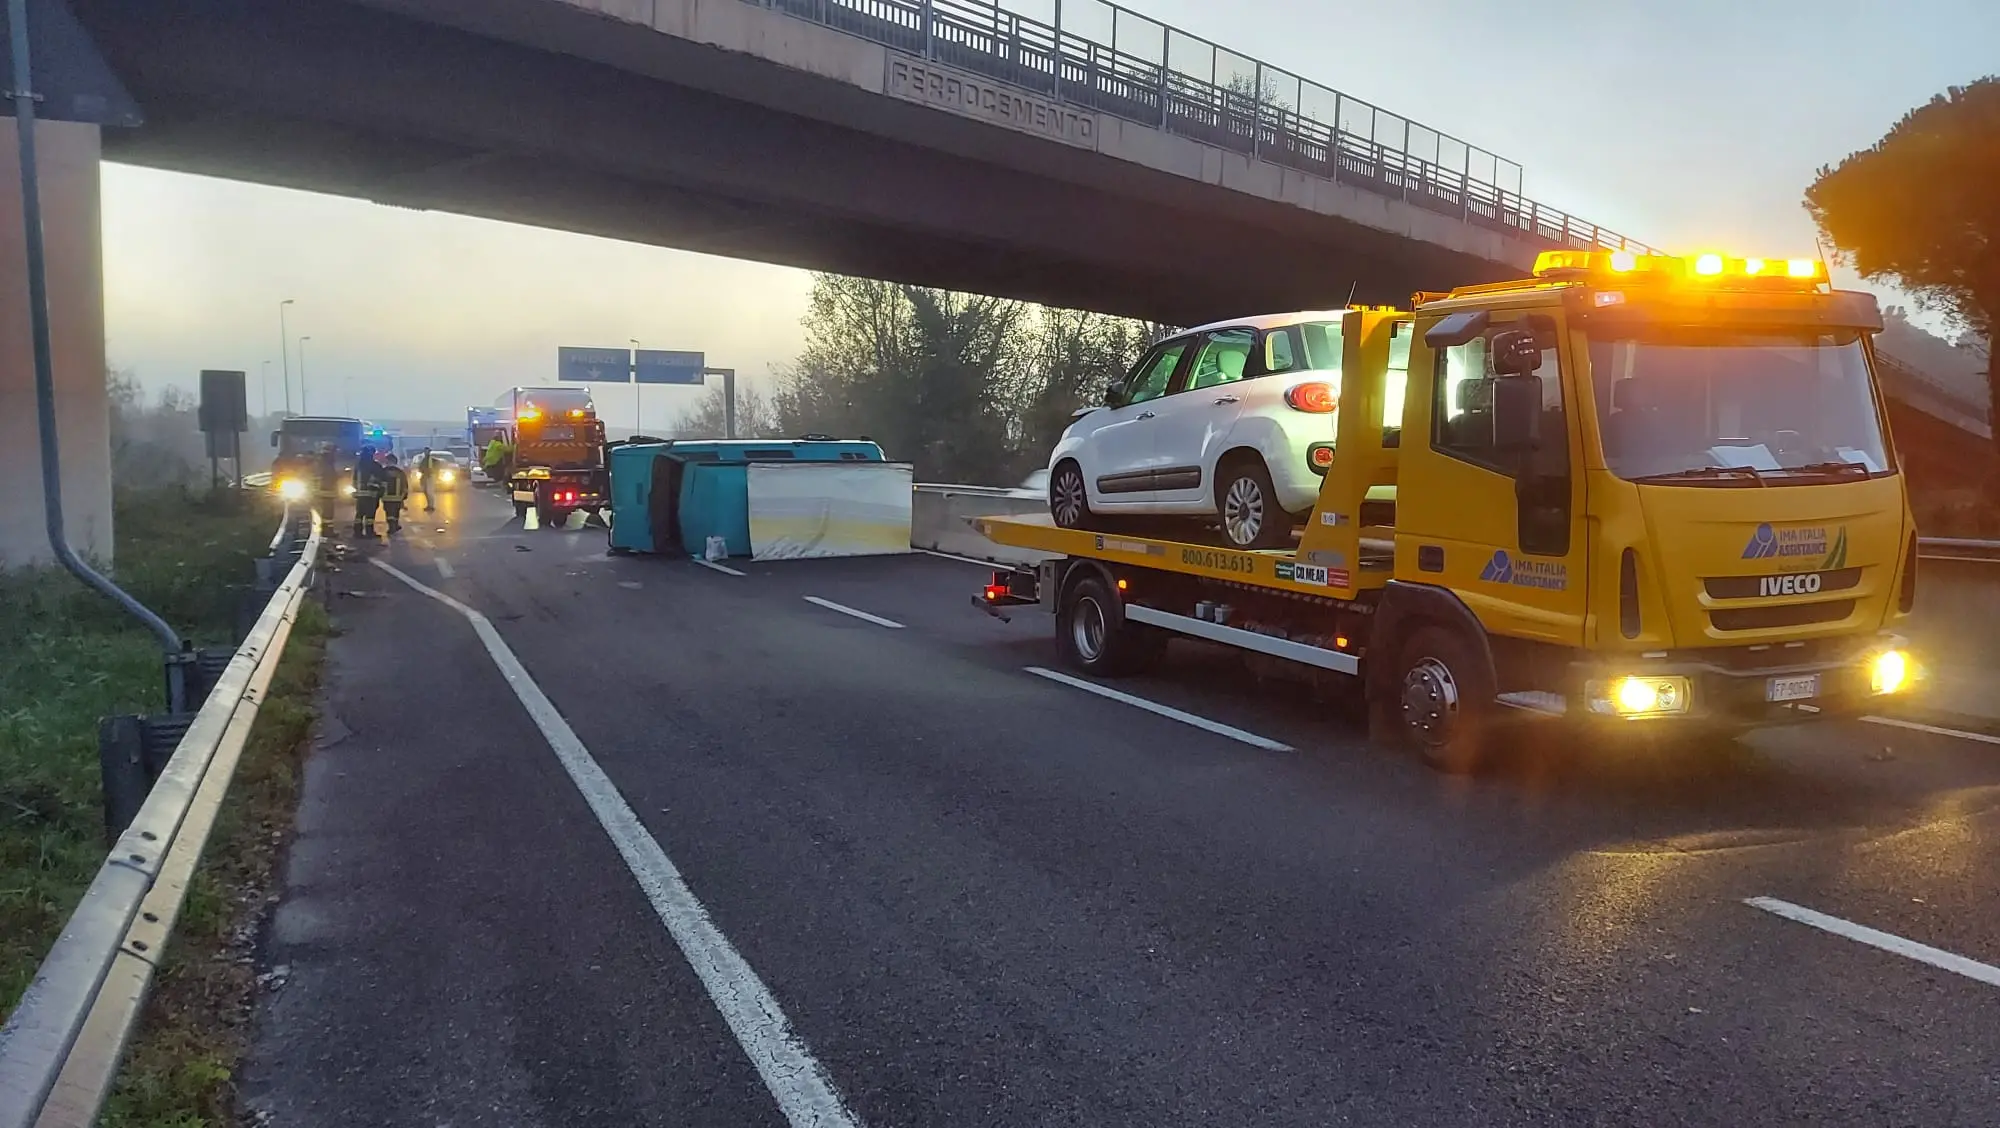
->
left=975, top=250, right=1919, bottom=772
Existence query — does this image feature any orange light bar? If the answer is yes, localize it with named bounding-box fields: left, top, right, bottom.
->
left=1532, top=250, right=1827, bottom=289
left=519, top=407, right=542, bottom=421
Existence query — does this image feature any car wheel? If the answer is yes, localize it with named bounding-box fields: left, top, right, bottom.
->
left=1049, top=462, right=1093, bottom=530
left=1216, top=457, right=1292, bottom=549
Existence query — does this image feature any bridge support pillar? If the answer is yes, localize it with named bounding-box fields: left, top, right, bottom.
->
left=0, top=119, right=112, bottom=569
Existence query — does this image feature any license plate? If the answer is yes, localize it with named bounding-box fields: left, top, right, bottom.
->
left=1765, top=674, right=1820, bottom=703
left=512, top=490, right=536, bottom=502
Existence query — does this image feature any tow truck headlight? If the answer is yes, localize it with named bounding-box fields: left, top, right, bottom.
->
left=1587, top=675, right=1692, bottom=717
left=276, top=477, right=307, bottom=502
left=1869, top=648, right=1910, bottom=695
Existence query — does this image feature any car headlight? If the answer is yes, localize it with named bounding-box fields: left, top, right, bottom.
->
left=277, top=478, right=307, bottom=501
left=1587, top=675, right=1692, bottom=717
left=440, top=469, right=455, bottom=483
left=1869, top=648, right=1910, bottom=695
left=342, top=483, right=356, bottom=497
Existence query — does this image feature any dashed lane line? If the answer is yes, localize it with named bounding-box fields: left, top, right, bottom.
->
left=1746, top=896, right=2000, bottom=988
left=803, top=596, right=905, bottom=629
left=1023, top=666, right=1293, bottom=752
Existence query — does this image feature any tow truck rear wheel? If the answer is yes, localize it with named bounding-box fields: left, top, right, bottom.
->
left=1395, top=626, right=1496, bottom=775
left=1057, top=574, right=1164, bottom=677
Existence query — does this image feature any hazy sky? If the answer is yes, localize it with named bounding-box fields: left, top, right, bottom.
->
left=101, top=0, right=1994, bottom=429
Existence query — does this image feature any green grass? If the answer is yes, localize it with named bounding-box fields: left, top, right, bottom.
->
left=0, top=487, right=281, bottom=1022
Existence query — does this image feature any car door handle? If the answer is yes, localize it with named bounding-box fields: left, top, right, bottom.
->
left=1136, top=411, right=1155, bottom=420
left=1212, top=396, right=1239, bottom=405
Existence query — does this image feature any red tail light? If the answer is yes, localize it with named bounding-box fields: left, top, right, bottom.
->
left=1285, top=382, right=1337, bottom=413
left=984, top=584, right=1007, bottom=602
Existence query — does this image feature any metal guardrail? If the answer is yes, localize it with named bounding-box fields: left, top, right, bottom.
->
left=0, top=504, right=324, bottom=1128
left=1918, top=537, right=2000, bottom=563
left=739, top=0, right=1655, bottom=255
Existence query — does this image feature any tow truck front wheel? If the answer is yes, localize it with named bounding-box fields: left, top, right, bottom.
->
left=1396, top=626, right=1495, bottom=775
left=1057, top=574, right=1164, bottom=677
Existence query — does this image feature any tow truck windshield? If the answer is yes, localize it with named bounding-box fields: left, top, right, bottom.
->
left=1588, top=328, right=1892, bottom=485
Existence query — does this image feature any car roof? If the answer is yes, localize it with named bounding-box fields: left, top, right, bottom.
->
left=1177, top=310, right=1352, bottom=336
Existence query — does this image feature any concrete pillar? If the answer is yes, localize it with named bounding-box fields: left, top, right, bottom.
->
left=0, top=119, right=111, bottom=569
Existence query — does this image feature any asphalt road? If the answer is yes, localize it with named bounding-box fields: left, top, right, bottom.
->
left=241, top=487, right=2000, bottom=1126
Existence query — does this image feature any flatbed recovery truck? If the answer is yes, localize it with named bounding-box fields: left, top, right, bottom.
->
left=975, top=250, right=1919, bottom=772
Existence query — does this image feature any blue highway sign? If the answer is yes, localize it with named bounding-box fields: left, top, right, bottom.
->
left=634, top=349, right=705, bottom=385
left=557, top=346, right=631, bottom=383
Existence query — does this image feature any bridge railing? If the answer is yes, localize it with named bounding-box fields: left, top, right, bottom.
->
left=752, top=0, right=1655, bottom=255
left=0, top=507, right=324, bottom=1128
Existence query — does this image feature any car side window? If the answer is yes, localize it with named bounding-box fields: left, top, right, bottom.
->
left=1125, top=341, right=1187, bottom=405
left=1263, top=328, right=1297, bottom=375
left=1186, top=328, right=1255, bottom=391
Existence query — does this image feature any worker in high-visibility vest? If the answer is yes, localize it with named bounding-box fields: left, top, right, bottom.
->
left=379, top=453, right=412, bottom=534
left=482, top=435, right=512, bottom=483
left=352, top=445, right=383, bottom=537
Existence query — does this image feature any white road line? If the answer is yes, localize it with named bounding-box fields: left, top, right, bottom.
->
left=803, top=595, right=904, bottom=629
left=1022, top=666, right=1293, bottom=752
left=1745, top=896, right=2000, bottom=988
left=434, top=557, right=455, bottom=579
left=916, top=548, right=1014, bottom=568
left=1861, top=715, right=2000, bottom=746
left=694, top=558, right=746, bottom=577
left=369, top=560, right=862, bottom=1128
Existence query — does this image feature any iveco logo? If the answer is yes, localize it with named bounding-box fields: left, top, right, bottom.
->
left=1760, top=572, right=1823, bottom=596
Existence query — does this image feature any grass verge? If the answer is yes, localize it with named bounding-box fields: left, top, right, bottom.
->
left=0, top=487, right=318, bottom=1126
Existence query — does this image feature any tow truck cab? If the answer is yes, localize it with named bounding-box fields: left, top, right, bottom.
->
left=500, top=387, right=609, bottom=522
left=1314, top=250, right=1914, bottom=757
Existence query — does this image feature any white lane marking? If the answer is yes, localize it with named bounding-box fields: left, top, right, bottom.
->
left=917, top=548, right=1014, bottom=568
left=434, top=557, right=455, bottom=579
left=1861, top=715, right=2000, bottom=746
left=803, top=595, right=904, bottom=630
left=695, top=559, right=746, bottom=577
left=1022, top=666, right=1293, bottom=753
left=369, top=560, right=862, bottom=1128
left=1745, top=896, right=2000, bottom=988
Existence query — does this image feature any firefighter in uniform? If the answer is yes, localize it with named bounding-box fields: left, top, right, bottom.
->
left=380, top=453, right=411, bottom=534
left=352, top=445, right=383, bottom=536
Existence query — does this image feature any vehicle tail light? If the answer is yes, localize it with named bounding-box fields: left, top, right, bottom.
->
left=984, top=584, right=1007, bottom=602
left=1309, top=445, right=1335, bottom=470
left=1285, top=382, right=1337, bottom=413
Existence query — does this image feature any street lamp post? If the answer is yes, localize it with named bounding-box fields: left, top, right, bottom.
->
left=260, top=360, right=272, bottom=418
left=629, top=337, right=641, bottom=435
left=277, top=298, right=295, bottom=414
left=298, top=336, right=312, bottom=413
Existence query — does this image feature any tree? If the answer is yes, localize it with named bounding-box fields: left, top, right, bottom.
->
left=668, top=383, right=777, bottom=440
left=1806, top=77, right=2000, bottom=440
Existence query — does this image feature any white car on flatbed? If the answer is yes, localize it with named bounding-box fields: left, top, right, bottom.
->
left=1047, top=311, right=1408, bottom=548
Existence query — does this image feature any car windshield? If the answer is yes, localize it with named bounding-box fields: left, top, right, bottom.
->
left=1588, top=328, right=1893, bottom=484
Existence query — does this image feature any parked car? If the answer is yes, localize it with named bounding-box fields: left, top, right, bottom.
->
left=1047, top=311, right=1408, bottom=548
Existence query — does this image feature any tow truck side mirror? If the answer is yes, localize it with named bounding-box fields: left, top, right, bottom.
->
left=269, top=431, right=279, bottom=448
left=1492, top=375, right=1541, bottom=452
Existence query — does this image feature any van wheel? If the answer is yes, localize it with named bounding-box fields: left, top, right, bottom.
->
left=1396, top=626, right=1497, bottom=774
left=1049, top=462, right=1093, bottom=530
left=1057, top=574, right=1164, bottom=677
left=1216, top=457, right=1292, bottom=549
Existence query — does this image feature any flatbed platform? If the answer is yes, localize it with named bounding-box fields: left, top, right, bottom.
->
left=974, top=513, right=1393, bottom=598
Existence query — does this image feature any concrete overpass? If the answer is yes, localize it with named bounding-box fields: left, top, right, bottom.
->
left=70, top=0, right=1652, bottom=325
